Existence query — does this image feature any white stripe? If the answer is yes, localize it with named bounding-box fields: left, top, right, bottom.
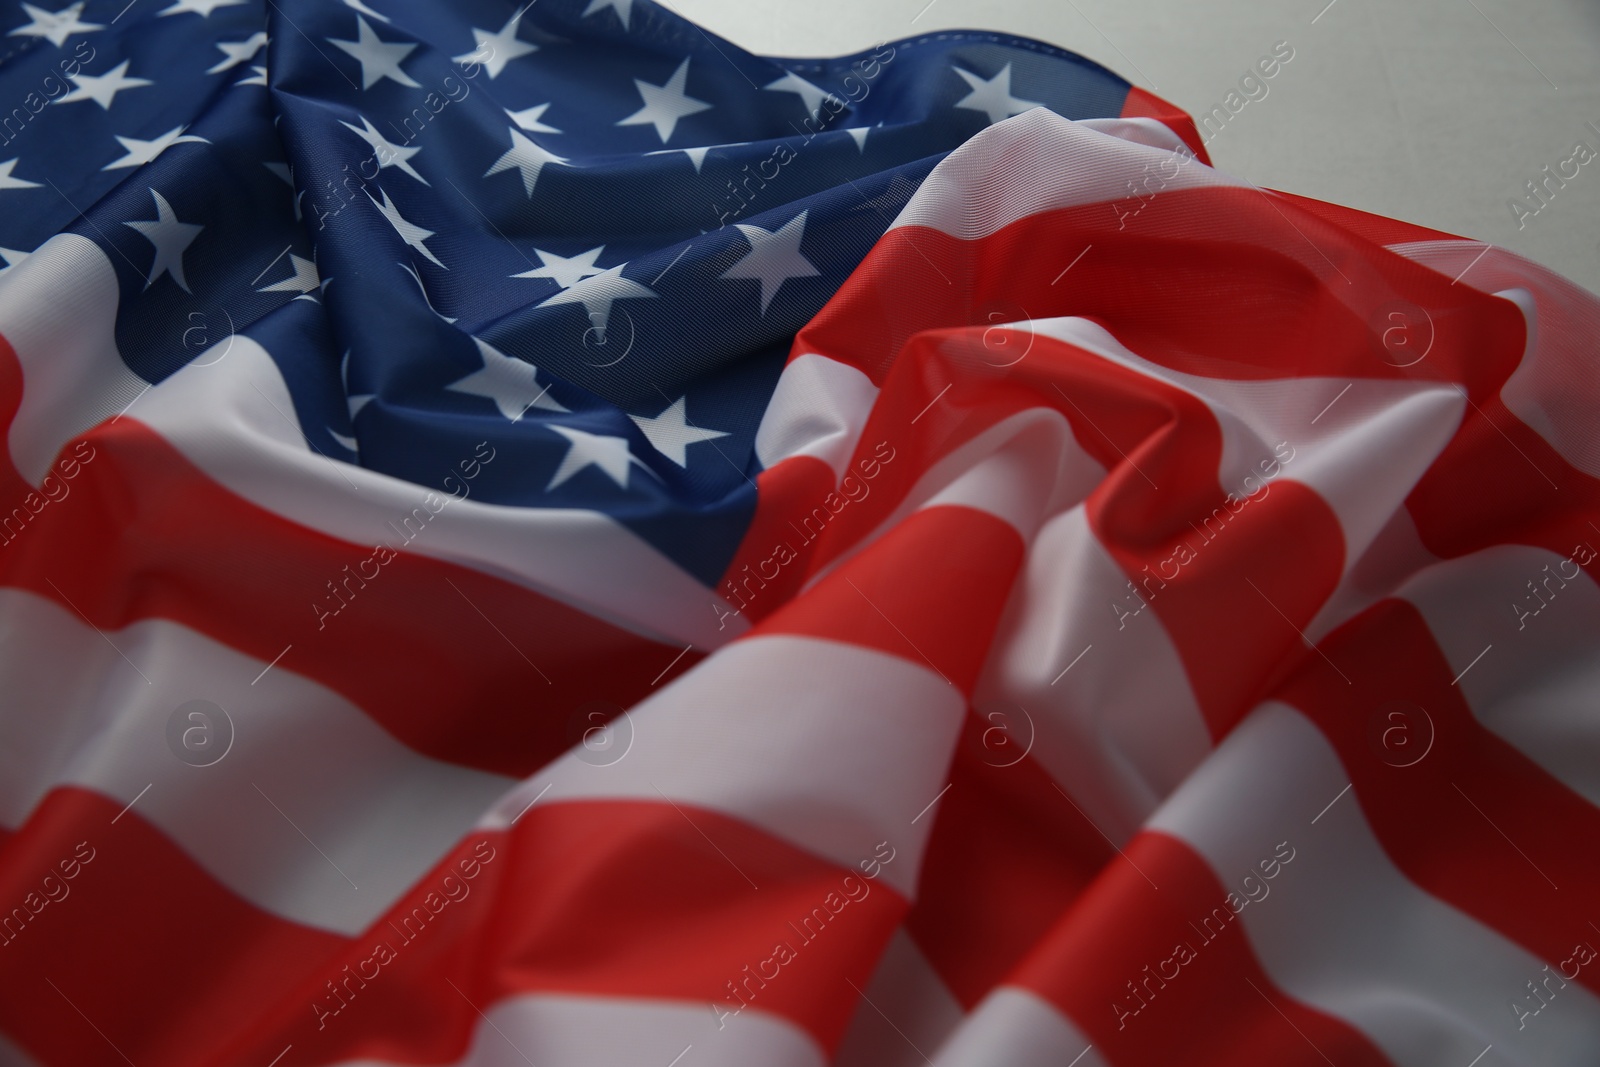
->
left=1389, top=239, right=1600, bottom=480
left=787, top=399, right=1207, bottom=841
left=801, top=406, right=1106, bottom=595
left=1018, top=316, right=1466, bottom=582
left=0, top=234, right=746, bottom=649
left=1076, top=115, right=1194, bottom=153
left=480, top=635, right=965, bottom=900
left=137, top=334, right=745, bottom=647
left=835, top=929, right=965, bottom=1067
left=931, top=986, right=1106, bottom=1067
left=752, top=114, right=1196, bottom=487
left=890, top=109, right=1240, bottom=240
left=912, top=409, right=1103, bottom=539
left=754, top=352, right=879, bottom=477
left=0, top=1031, right=43, bottom=1067
left=1303, top=504, right=1442, bottom=645
left=1398, top=544, right=1600, bottom=807
left=0, top=588, right=514, bottom=935
left=780, top=366, right=1211, bottom=841
left=1147, top=700, right=1600, bottom=1066
left=333, top=992, right=825, bottom=1067
left=978, top=507, right=1213, bottom=843
left=0, top=234, right=148, bottom=487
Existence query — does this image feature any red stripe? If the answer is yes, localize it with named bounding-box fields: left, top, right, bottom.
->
left=0, top=788, right=345, bottom=1067
left=745, top=325, right=1351, bottom=738
left=1406, top=391, right=1600, bottom=568
left=0, top=335, right=32, bottom=505
left=1119, top=85, right=1211, bottom=164
left=1011, top=830, right=1393, bottom=1066
left=795, top=187, right=1525, bottom=391
left=1276, top=597, right=1600, bottom=994
left=755, top=504, right=1024, bottom=693
left=224, top=801, right=905, bottom=1065
left=1092, top=472, right=1347, bottom=741
left=904, top=708, right=1113, bottom=1007
left=718, top=453, right=836, bottom=621
left=1270, top=190, right=1464, bottom=248
left=0, top=413, right=700, bottom=781
left=746, top=326, right=1205, bottom=592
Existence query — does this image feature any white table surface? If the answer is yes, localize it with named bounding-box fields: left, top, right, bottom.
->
left=669, top=0, right=1600, bottom=297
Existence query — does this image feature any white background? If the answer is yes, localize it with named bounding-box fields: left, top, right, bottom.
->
left=669, top=0, right=1600, bottom=296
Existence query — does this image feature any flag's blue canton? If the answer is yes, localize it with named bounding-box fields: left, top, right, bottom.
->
left=0, top=0, right=1134, bottom=584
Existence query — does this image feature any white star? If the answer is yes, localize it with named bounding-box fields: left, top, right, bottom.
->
left=485, top=128, right=566, bottom=197
left=547, top=424, right=653, bottom=491
left=56, top=59, right=151, bottom=109
left=123, top=189, right=204, bottom=293
left=537, top=263, right=655, bottom=339
left=505, top=103, right=560, bottom=134
left=845, top=126, right=872, bottom=151
left=582, top=0, right=634, bottom=29
left=453, top=9, right=537, bottom=78
left=399, top=260, right=454, bottom=323
left=159, top=0, right=244, bottom=16
left=207, top=31, right=268, bottom=74
left=648, top=145, right=711, bottom=172
left=258, top=253, right=320, bottom=299
left=342, top=350, right=375, bottom=420
left=629, top=397, right=729, bottom=467
left=263, top=161, right=298, bottom=219
left=617, top=57, right=711, bottom=144
left=0, top=158, right=42, bottom=191
left=0, top=246, right=31, bottom=275
left=514, top=246, right=605, bottom=289
left=342, top=0, right=389, bottom=22
left=720, top=210, right=820, bottom=314
left=952, top=63, right=1041, bottom=126
left=366, top=187, right=445, bottom=269
left=329, top=16, right=419, bottom=89
left=341, top=115, right=427, bottom=184
left=236, top=64, right=268, bottom=86
left=102, top=126, right=208, bottom=170
left=764, top=72, right=838, bottom=117
left=7, top=2, right=101, bottom=47
left=449, top=337, right=570, bottom=422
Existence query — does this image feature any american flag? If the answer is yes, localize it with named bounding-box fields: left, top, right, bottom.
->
left=1, top=0, right=1598, bottom=1065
